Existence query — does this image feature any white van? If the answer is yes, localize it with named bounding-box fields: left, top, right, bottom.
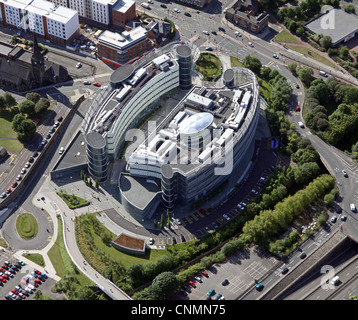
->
left=319, top=70, right=328, bottom=77
left=330, top=275, right=340, bottom=285
left=351, top=203, right=356, bottom=212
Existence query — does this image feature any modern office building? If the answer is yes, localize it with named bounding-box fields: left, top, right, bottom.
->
left=82, top=41, right=259, bottom=220
left=0, top=0, right=79, bottom=45
left=97, top=26, right=153, bottom=66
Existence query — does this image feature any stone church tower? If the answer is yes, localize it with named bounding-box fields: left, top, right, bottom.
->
left=31, top=32, right=45, bottom=86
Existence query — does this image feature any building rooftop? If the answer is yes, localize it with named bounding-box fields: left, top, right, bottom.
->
left=98, top=26, right=148, bottom=50
left=305, top=8, right=358, bottom=45
left=1, top=0, right=31, bottom=10
left=26, top=0, right=78, bottom=24
left=112, top=0, right=134, bottom=12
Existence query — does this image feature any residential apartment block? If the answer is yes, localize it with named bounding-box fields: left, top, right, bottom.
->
left=0, top=0, right=79, bottom=45
left=47, top=0, right=134, bottom=27
left=97, top=26, right=153, bottom=66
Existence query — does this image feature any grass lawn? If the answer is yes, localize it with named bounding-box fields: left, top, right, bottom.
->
left=274, top=30, right=300, bottom=44
left=48, top=215, right=93, bottom=289
left=57, top=191, right=90, bottom=209
left=0, top=109, right=24, bottom=154
left=195, top=53, right=222, bottom=81
left=16, top=213, right=38, bottom=239
left=230, top=56, right=243, bottom=67
left=0, top=238, right=8, bottom=248
left=76, top=213, right=168, bottom=270
left=287, top=45, right=338, bottom=69
left=22, top=253, right=45, bottom=267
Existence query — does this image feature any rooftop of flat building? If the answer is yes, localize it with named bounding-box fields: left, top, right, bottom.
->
left=112, top=0, right=134, bottom=12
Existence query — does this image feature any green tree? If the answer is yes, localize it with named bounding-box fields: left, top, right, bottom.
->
left=288, top=62, right=297, bottom=75
left=25, top=92, right=41, bottom=104
left=160, top=214, right=164, bottom=228
left=17, top=119, right=36, bottom=140
left=95, top=178, right=99, bottom=190
left=3, top=92, right=16, bottom=107
left=242, top=55, right=262, bottom=75
left=319, top=35, right=332, bottom=50
left=0, top=96, right=6, bottom=110
left=18, top=99, right=35, bottom=115
left=34, top=98, right=50, bottom=114
left=12, top=114, right=26, bottom=132
left=297, top=66, right=314, bottom=87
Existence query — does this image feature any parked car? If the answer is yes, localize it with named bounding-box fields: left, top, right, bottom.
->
left=188, top=281, right=196, bottom=288
left=6, top=188, right=11, bottom=194
left=331, top=215, right=337, bottom=223
left=298, top=121, right=304, bottom=128
left=149, top=238, right=154, bottom=245
left=341, top=215, right=347, bottom=221
left=53, top=121, right=60, bottom=128
left=218, top=27, right=225, bottom=32
left=57, top=116, right=63, bottom=122
left=223, top=213, right=230, bottom=221
left=184, top=12, right=191, bottom=17
left=33, top=151, right=38, bottom=158
left=49, top=127, right=55, bottom=133
left=194, top=276, right=202, bottom=283
left=201, top=270, right=208, bottom=277
left=76, top=62, right=82, bottom=68
left=21, top=167, right=27, bottom=173
left=93, top=82, right=101, bottom=87
left=235, top=31, right=241, bottom=37
left=248, top=42, right=254, bottom=47
left=273, top=54, right=279, bottom=59
left=83, top=80, right=91, bottom=85
left=221, top=279, right=229, bottom=286
left=1, top=192, right=6, bottom=198
left=207, top=289, right=215, bottom=296
left=300, top=252, right=307, bottom=259
left=296, top=105, right=300, bottom=111
left=205, top=47, right=213, bottom=51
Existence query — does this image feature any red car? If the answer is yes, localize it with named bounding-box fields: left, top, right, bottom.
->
left=188, top=281, right=196, bottom=288
left=1, top=264, right=8, bottom=269
left=199, top=209, right=206, bottom=214
left=12, top=289, right=18, bottom=295
left=93, top=82, right=101, bottom=87
left=0, top=277, right=6, bottom=283
left=296, top=106, right=300, bottom=111
left=34, top=269, right=41, bottom=275
left=201, top=270, right=208, bottom=277
left=11, top=181, right=17, bottom=188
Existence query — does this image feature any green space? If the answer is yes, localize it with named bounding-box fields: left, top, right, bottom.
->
left=75, top=213, right=168, bottom=282
left=48, top=215, right=97, bottom=299
left=286, top=45, right=338, bottom=69
left=22, top=253, right=45, bottom=267
left=274, top=30, right=299, bottom=43
left=195, top=52, right=222, bottom=81
left=0, top=238, right=8, bottom=249
left=16, top=213, right=38, bottom=239
left=57, top=191, right=90, bottom=209
left=0, top=109, right=25, bottom=153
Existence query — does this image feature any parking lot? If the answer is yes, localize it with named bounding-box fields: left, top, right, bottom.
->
left=170, top=245, right=278, bottom=300
left=0, top=253, right=60, bottom=300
